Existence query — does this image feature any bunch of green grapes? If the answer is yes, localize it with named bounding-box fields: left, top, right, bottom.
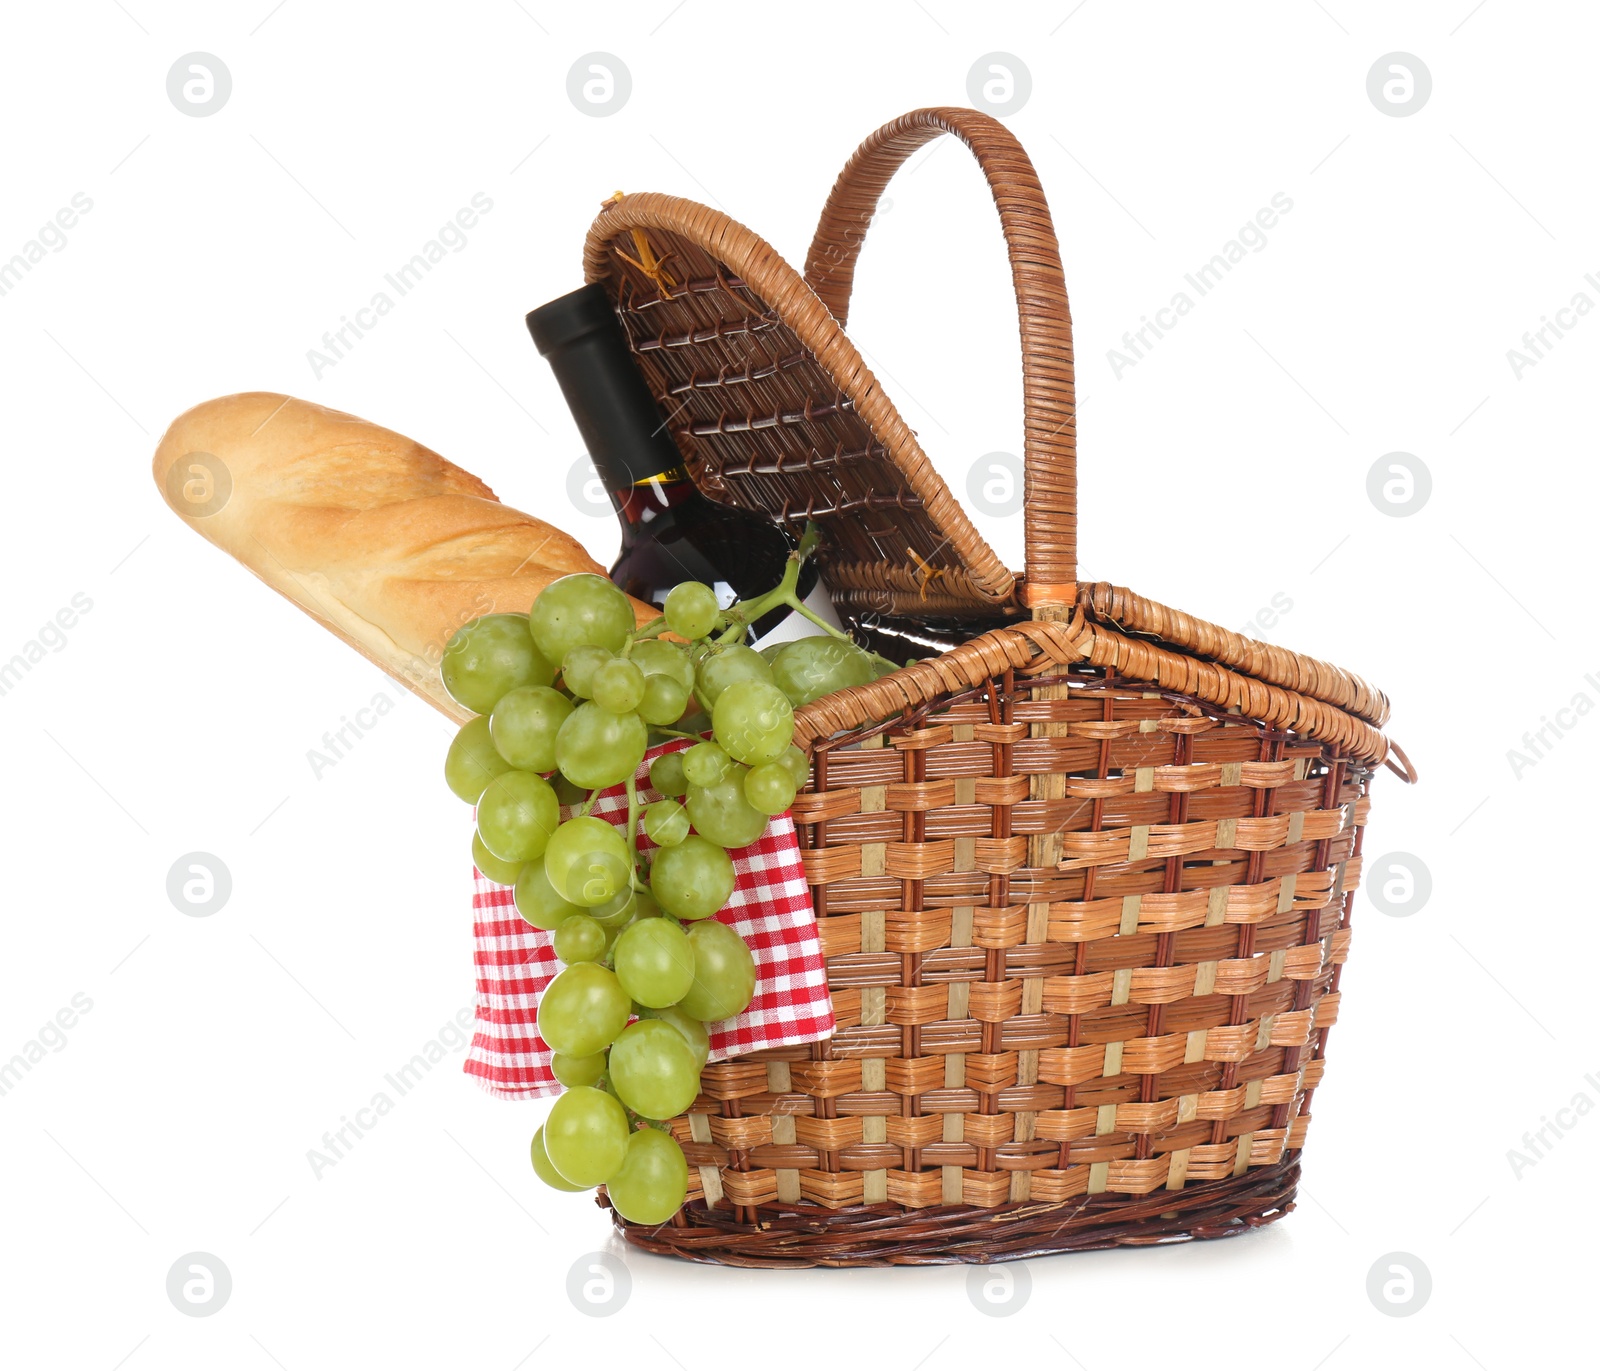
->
left=438, top=552, right=894, bottom=1224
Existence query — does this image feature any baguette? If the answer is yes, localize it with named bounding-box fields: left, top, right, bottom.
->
left=152, top=392, right=651, bottom=723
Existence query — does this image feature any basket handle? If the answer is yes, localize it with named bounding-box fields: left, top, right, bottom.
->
left=803, top=107, right=1077, bottom=608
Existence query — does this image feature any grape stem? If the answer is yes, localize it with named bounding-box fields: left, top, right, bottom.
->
left=710, top=523, right=899, bottom=672
left=621, top=616, right=671, bottom=656
left=578, top=789, right=599, bottom=818
left=624, top=776, right=647, bottom=889
left=613, top=518, right=895, bottom=685
left=713, top=550, right=809, bottom=645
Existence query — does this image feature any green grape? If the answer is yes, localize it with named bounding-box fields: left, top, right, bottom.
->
left=537, top=963, right=631, bottom=1056
left=561, top=644, right=611, bottom=699
left=650, top=835, right=735, bottom=920
left=550, top=1051, right=607, bottom=1089
left=638, top=674, right=690, bottom=726
left=613, top=918, right=695, bottom=1008
left=592, top=658, right=646, bottom=714
left=744, top=762, right=797, bottom=816
left=543, top=1085, right=630, bottom=1186
left=607, top=1020, right=701, bottom=1119
left=757, top=642, right=786, bottom=665
left=543, top=815, right=632, bottom=907
left=445, top=715, right=514, bottom=803
left=695, top=644, right=772, bottom=709
left=649, top=751, right=688, bottom=798
left=514, top=859, right=585, bottom=930
left=770, top=636, right=877, bottom=708
left=643, top=798, right=690, bottom=847
left=530, top=573, right=636, bottom=666
left=553, top=915, right=607, bottom=964
left=472, top=831, right=523, bottom=886
left=606, top=1127, right=689, bottom=1225
left=664, top=581, right=720, bottom=639
left=630, top=889, right=664, bottom=920
left=489, top=685, right=572, bottom=772
left=531, top=1125, right=589, bottom=1192
left=631, top=639, right=696, bottom=691
left=589, top=888, right=639, bottom=929
left=653, top=1005, right=710, bottom=1070
left=476, top=771, right=560, bottom=863
left=682, top=740, right=732, bottom=787
left=777, top=744, right=809, bottom=789
left=441, top=614, right=554, bottom=714
left=712, top=679, right=795, bottom=765
left=686, top=772, right=768, bottom=848
left=555, top=702, right=647, bottom=789
left=679, top=919, right=757, bottom=1023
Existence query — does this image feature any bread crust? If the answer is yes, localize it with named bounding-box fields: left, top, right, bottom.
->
left=152, top=392, right=649, bottom=722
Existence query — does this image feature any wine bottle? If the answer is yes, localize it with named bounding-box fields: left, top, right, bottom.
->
left=526, top=283, right=826, bottom=642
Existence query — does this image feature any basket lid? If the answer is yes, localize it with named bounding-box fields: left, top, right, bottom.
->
left=584, top=198, right=1021, bottom=624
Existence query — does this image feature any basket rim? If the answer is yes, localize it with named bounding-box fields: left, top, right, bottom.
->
left=1074, top=582, right=1391, bottom=729
left=791, top=603, right=1404, bottom=775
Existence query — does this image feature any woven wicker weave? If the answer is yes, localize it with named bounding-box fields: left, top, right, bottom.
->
left=580, top=107, right=1413, bottom=1266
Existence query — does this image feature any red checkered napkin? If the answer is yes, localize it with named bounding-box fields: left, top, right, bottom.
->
left=465, top=740, right=835, bottom=1098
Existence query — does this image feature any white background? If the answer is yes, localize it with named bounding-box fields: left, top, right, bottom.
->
left=1, top=1, right=1593, bottom=1366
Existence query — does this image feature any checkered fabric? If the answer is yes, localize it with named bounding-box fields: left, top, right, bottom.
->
left=465, top=740, right=834, bottom=1098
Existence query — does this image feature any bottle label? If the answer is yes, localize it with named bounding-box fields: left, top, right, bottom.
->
left=614, top=465, right=693, bottom=525
left=629, top=464, right=690, bottom=492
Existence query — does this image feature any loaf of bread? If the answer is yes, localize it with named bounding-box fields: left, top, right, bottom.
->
left=152, top=392, right=651, bottom=722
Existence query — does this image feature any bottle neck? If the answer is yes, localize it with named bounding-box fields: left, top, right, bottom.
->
left=609, top=464, right=704, bottom=526
left=527, top=284, right=690, bottom=488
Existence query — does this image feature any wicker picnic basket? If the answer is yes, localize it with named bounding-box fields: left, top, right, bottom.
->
left=583, top=106, right=1414, bottom=1266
